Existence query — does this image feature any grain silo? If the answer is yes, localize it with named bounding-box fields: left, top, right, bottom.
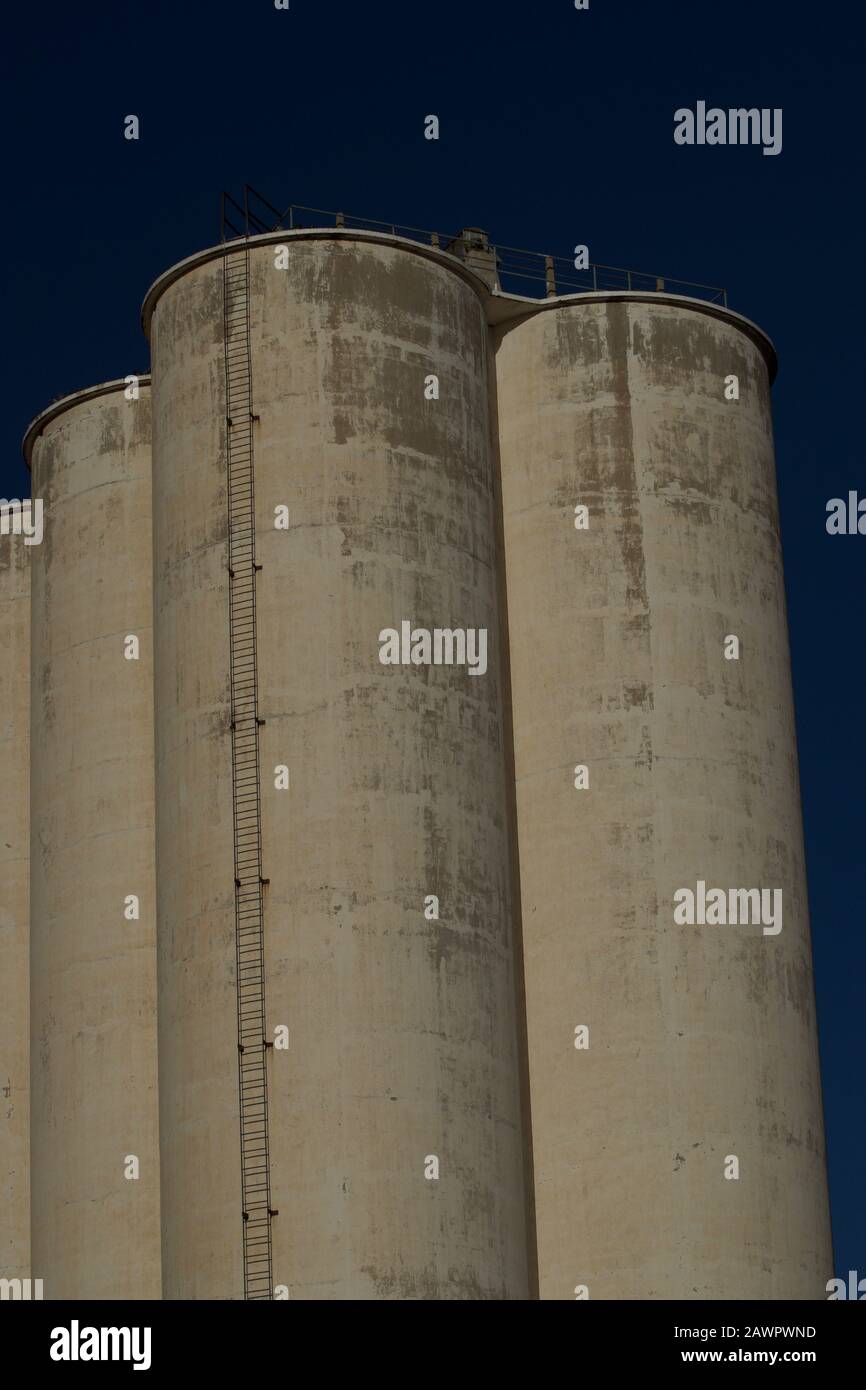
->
left=143, top=231, right=531, bottom=1300
left=0, top=532, right=30, bottom=1283
left=492, top=293, right=833, bottom=1298
left=9, top=206, right=833, bottom=1303
left=24, top=379, right=161, bottom=1299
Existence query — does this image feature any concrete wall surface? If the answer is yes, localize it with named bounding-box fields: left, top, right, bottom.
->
left=0, top=535, right=30, bottom=1282
left=150, top=235, right=530, bottom=1299
left=494, top=297, right=832, bottom=1299
left=28, top=383, right=161, bottom=1299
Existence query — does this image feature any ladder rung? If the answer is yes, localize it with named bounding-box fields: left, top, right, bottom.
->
left=226, top=261, right=272, bottom=1303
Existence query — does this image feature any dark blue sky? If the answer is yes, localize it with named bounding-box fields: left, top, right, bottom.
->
left=3, top=0, right=862, bottom=1284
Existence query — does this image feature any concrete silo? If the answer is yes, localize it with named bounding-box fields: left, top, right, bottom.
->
left=25, top=379, right=161, bottom=1299
left=143, top=231, right=530, bottom=1299
left=0, top=531, right=30, bottom=1284
left=493, top=293, right=832, bottom=1298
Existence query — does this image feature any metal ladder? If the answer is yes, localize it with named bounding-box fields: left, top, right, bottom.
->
left=223, top=245, right=274, bottom=1301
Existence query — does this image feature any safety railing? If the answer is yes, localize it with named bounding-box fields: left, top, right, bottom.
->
left=220, top=187, right=728, bottom=307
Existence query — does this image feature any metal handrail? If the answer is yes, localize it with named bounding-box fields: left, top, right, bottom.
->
left=220, top=186, right=728, bottom=308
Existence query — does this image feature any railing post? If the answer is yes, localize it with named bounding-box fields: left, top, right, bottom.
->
left=336, top=211, right=345, bottom=227
left=627, top=269, right=632, bottom=291
left=545, top=255, right=556, bottom=298
left=656, top=277, right=665, bottom=291
left=592, top=264, right=598, bottom=291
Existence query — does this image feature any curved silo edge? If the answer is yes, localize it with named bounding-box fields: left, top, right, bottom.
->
left=22, top=376, right=153, bottom=470
left=486, top=288, right=778, bottom=385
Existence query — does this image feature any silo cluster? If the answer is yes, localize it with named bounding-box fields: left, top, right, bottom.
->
left=0, top=220, right=832, bottom=1299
